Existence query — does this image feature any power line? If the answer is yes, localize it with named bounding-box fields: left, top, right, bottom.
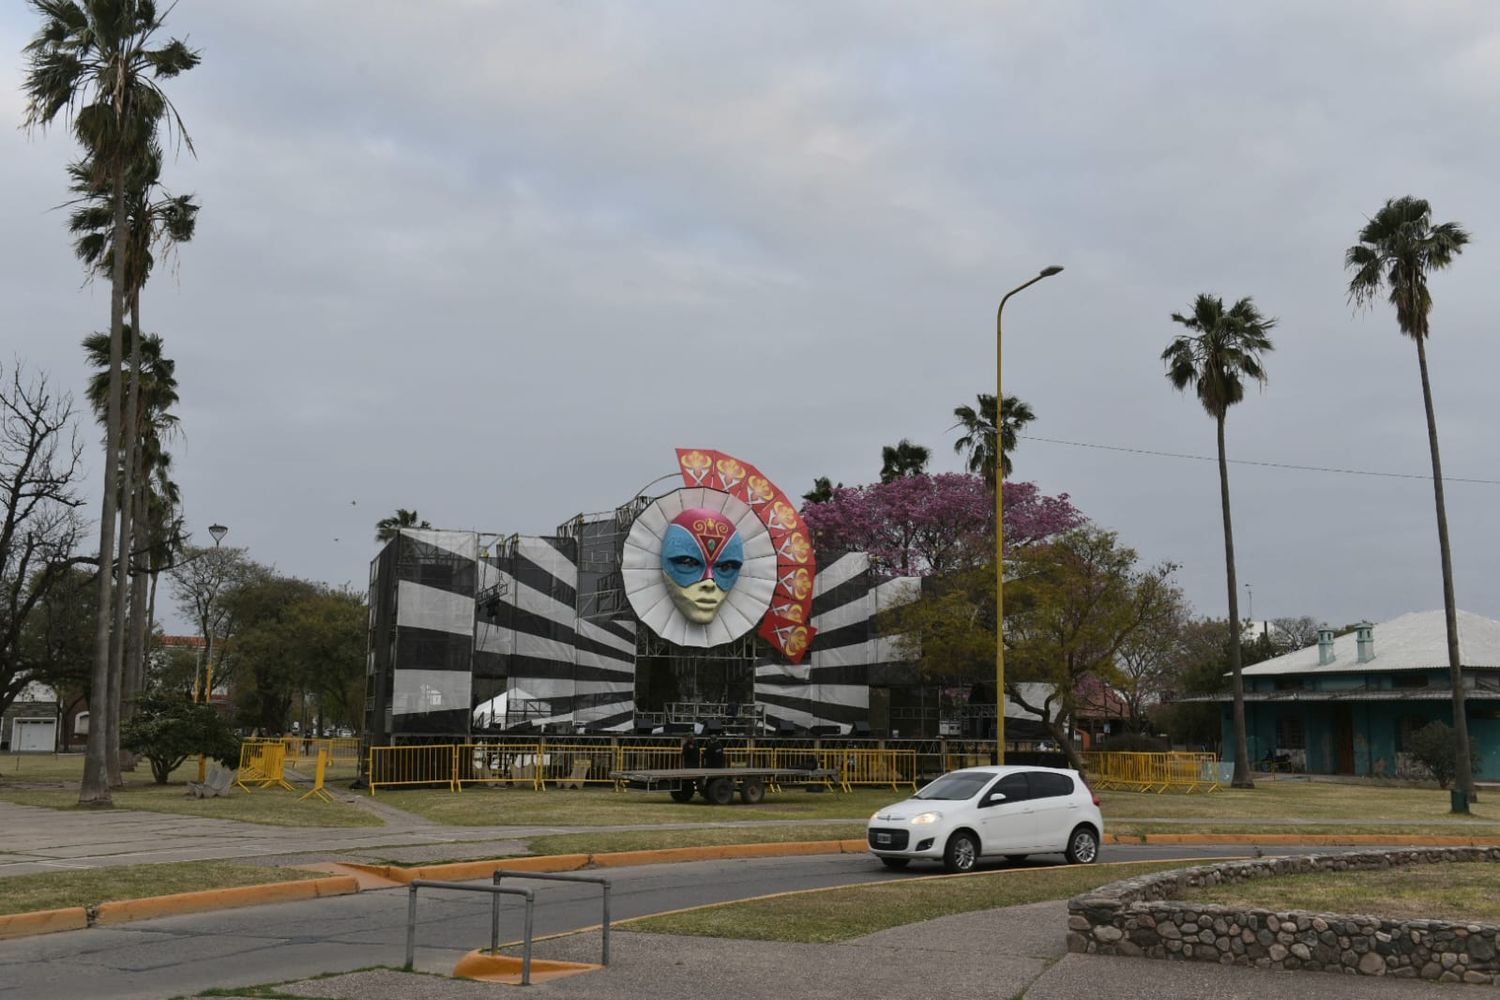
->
left=1019, top=434, right=1500, bottom=487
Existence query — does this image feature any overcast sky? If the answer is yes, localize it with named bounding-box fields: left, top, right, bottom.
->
left=5, top=1, right=1500, bottom=635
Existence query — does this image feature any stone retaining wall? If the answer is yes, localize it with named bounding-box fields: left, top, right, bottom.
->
left=1068, top=848, right=1500, bottom=983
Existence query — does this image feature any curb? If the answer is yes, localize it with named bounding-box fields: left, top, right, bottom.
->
left=344, top=839, right=870, bottom=884
left=0, top=906, right=89, bottom=940
left=94, top=876, right=360, bottom=926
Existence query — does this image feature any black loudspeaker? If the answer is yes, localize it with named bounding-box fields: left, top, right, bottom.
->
left=700, top=719, right=724, bottom=736
left=775, top=719, right=800, bottom=736
left=810, top=725, right=841, bottom=738
left=850, top=721, right=872, bottom=737
left=663, top=722, right=695, bottom=736
left=633, top=722, right=656, bottom=735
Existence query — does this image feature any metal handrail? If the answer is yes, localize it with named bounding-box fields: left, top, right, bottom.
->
left=404, top=879, right=537, bottom=984
left=493, top=870, right=612, bottom=966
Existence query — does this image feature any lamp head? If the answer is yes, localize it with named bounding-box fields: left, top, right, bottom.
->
left=1039, top=265, right=1064, bottom=277
left=208, top=523, right=228, bottom=545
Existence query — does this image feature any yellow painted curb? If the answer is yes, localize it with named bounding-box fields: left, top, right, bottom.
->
left=94, top=875, right=360, bottom=926
left=452, top=947, right=602, bottom=984
left=0, top=907, right=89, bottom=940
left=358, top=839, right=873, bottom=884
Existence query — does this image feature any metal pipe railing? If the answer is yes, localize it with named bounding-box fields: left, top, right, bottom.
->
left=492, top=870, right=612, bottom=966
left=404, top=879, right=536, bottom=984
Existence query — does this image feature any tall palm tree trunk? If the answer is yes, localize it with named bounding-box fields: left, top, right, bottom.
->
left=126, top=475, right=151, bottom=729
left=108, top=295, right=144, bottom=785
left=1414, top=333, right=1475, bottom=805
left=81, top=174, right=126, bottom=807
left=1217, top=414, right=1254, bottom=788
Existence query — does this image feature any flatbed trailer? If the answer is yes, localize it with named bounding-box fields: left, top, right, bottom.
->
left=609, top=766, right=838, bottom=804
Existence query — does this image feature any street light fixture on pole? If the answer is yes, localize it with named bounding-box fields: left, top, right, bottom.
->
left=995, top=266, right=1063, bottom=764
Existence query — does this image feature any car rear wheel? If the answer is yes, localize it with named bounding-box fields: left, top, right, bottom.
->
left=880, top=857, right=910, bottom=870
left=1065, top=825, right=1099, bottom=865
left=943, top=831, right=979, bottom=874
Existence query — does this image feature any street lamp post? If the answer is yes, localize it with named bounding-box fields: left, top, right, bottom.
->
left=995, top=266, right=1063, bottom=764
left=199, top=523, right=227, bottom=782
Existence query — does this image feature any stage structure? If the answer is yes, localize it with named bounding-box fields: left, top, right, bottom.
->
left=364, top=449, right=922, bottom=745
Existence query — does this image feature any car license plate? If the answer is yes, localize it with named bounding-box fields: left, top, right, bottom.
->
left=875, top=832, right=891, bottom=845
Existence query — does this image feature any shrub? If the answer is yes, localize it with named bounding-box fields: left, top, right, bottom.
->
left=122, top=696, right=241, bottom=784
left=1407, top=720, right=1457, bottom=789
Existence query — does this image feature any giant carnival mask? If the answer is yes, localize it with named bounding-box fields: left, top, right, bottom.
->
left=660, top=508, right=745, bottom=624
left=621, top=448, right=819, bottom=662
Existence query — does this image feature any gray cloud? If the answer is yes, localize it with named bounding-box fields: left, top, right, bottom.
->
left=4, top=1, right=1500, bottom=631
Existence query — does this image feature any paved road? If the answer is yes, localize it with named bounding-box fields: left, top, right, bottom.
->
left=0, top=844, right=1301, bottom=1000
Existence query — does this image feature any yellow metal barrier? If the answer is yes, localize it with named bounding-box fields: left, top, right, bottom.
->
left=299, top=749, right=334, bottom=802
left=235, top=740, right=294, bottom=792
left=455, top=742, right=545, bottom=791
left=367, top=744, right=457, bottom=795
left=1080, top=751, right=1220, bottom=794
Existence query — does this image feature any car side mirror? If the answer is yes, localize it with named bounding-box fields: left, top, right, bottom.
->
left=986, top=792, right=1007, bottom=804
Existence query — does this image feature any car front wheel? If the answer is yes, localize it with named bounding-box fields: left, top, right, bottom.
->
left=943, top=831, right=979, bottom=874
left=1065, top=825, right=1099, bottom=865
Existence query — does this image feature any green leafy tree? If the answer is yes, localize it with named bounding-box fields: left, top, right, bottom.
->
left=1346, top=196, right=1473, bottom=807
left=878, top=439, right=929, bottom=484
left=1002, top=526, right=1180, bottom=771
left=375, top=508, right=431, bottom=543
left=1407, top=720, right=1457, bottom=789
left=951, top=393, right=1036, bottom=485
left=23, top=0, right=201, bottom=806
left=120, top=694, right=238, bottom=784
left=1162, top=293, right=1276, bottom=789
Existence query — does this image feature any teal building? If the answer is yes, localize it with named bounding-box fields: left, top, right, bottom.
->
left=1200, top=611, right=1500, bottom=779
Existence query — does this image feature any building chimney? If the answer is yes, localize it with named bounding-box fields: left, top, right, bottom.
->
left=1317, top=624, right=1336, bottom=666
left=1356, top=621, right=1375, bottom=663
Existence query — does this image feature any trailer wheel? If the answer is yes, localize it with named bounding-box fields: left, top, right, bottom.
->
left=669, top=785, right=695, bottom=803
left=739, top=778, right=765, bottom=805
left=706, top=777, right=735, bottom=805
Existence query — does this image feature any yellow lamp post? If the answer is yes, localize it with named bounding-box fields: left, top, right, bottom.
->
left=995, top=266, right=1062, bottom=763
left=197, top=522, right=228, bottom=781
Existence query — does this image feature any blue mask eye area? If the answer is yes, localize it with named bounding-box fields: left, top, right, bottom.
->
left=662, top=525, right=711, bottom=588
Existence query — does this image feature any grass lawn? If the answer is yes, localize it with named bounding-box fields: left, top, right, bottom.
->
left=0, top=860, right=325, bottom=917
left=374, top=785, right=904, bottom=827
left=628, top=860, right=1193, bottom=943
left=518, top=822, right=865, bottom=857
left=1110, top=821, right=1500, bottom=839
left=0, top=754, right=380, bottom=829
left=1178, top=861, right=1500, bottom=923
left=1099, top=780, right=1499, bottom=826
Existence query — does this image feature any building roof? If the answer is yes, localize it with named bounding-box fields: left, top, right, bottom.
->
left=1241, top=610, right=1500, bottom=677
left=1180, top=686, right=1500, bottom=704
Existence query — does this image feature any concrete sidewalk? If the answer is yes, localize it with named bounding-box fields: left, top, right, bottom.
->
left=202, top=901, right=1472, bottom=999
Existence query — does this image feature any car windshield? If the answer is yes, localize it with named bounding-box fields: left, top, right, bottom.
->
left=913, top=772, right=993, bottom=800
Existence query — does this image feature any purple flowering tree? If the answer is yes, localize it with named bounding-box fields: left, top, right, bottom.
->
left=801, top=474, right=1083, bottom=578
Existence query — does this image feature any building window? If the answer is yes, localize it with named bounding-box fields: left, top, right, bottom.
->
left=1392, top=673, right=1429, bottom=689
left=1275, top=716, right=1305, bottom=750
left=1274, top=677, right=1304, bottom=691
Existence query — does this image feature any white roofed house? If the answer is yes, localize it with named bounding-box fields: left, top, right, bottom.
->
left=1178, top=611, right=1500, bottom=778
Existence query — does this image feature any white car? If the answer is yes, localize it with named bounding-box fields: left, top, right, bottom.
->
left=866, top=765, right=1103, bottom=873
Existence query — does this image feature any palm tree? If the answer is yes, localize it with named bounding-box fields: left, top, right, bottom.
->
left=1346, top=196, right=1473, bottom=808
left=84, top=328, right=179, bottom=745
left=71, top=147, right=196, bottom=784
left=376, top=509, right=432, bottom=543
left=1163, top=293, right=1276, bottom=790
left=879, top=439, right=930, bottom=484
left=24, top=0, right=199, bottom=805
left=952, top=393, right=1036, bottom=486
left=802, top=477, right=841, bottom=505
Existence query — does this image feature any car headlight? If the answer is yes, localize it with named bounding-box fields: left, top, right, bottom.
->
left=910, top=812, right=941, bottom=825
